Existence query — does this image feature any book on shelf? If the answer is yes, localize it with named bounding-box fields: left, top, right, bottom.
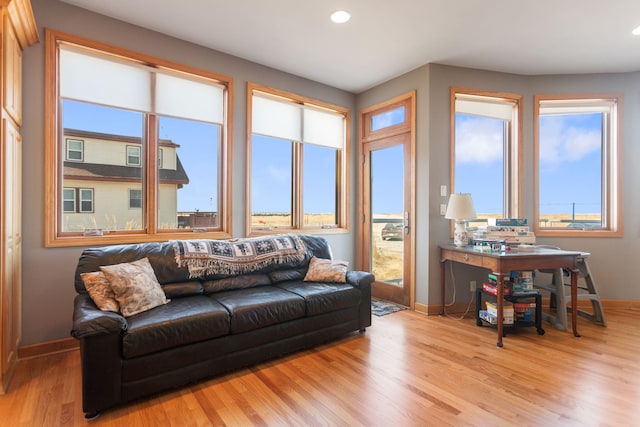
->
left=484, top=302, right=514, bottom=324
left=482, top=282, right=512, bottom=296
left=486, top=225, right=530, bottom=233
left=487, top=218, right=528, bottom=227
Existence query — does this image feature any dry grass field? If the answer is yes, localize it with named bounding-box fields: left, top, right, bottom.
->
left=250, top=212, right=601, bottom=285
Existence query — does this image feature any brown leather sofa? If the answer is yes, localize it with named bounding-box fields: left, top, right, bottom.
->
left=71, top=235, right=373, bottom=418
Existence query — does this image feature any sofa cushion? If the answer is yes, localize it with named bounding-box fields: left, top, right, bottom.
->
left=276, top=281, right=361, bottom=316
left=162, top=280, right=204, bottom=298
left=268, top=268, right=307, bottom=283
left=100, top=258, right=170, bottom=317
left=202, top=273, right=271, bottom=294
left=80, top=271, right=119, bottom=312
left=303, top=256, right=348, bottom=283
left=122, top=296, right=230, bottom=359
left=211, top=286, right=305, bottom=334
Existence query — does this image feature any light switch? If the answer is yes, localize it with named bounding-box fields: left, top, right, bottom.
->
left=440, top=185, right=447, bottom=197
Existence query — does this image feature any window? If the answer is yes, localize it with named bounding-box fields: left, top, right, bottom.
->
left=66, top=139, right=83, bottom=161
left=45, top=30, right=233, bottom=246
left=451, top=88, right=522, bottom=227
left=63, top=187, right=94, bottom=213
left=63, top=188, right=76, bottom=213
left=247, top=83, right=349, bottom=234
left=534, top=94, right=623, bottom=236
left=129, top=189, right=142, bottom=209
left=126, top=145, right=141, bottom=166
left=79, top=188, right=94, bottom=213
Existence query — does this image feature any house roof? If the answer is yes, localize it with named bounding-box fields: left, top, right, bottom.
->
left=64, top=157, right=189, bottom=186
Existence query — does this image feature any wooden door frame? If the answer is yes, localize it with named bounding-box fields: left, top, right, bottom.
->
left=358, top=91, right=416, bottom=308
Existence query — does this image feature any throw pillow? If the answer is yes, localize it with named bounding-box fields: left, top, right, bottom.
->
left=303, top=256, right=348, bottom=283
left=80, top=271, right=119, bottom=312
left=100, top=258, right=169, bottom=317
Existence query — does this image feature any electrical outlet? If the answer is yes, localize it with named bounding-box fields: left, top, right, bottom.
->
left=440, top=203, right=447, bottom=215
left=470, top=280, right=476, bottom=292
left=440, top=185, right=447, bottom=197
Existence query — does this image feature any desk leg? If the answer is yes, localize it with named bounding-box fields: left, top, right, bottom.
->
left=440, top=258, right=446, bottom=315
left=571, top=268, right=581, bottom=337
left=496, top=272, right=505, bottom=348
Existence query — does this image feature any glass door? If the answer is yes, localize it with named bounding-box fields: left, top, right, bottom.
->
left=360, top=93, right=415, bottom=307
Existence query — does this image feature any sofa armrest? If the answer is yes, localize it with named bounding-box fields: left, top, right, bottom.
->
left=345, top=270, right=375, bottom=289
left=71, top=294, right=128, bottom=339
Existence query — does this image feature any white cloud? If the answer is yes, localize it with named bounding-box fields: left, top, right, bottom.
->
left=540, top=117, right=600, bottom=166
left=456, top=118, right=503, bottom=164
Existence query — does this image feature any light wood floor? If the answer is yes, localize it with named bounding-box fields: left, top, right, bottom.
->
left=1, top=306, right=639, bottom=426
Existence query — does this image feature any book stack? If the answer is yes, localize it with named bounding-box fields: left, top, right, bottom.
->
left=485, top=301, right=514, bottom=324
left=513, top=302, right=536, bottom=322
left=478, top=218, right=536, bottom=244
left=482, top=273, right=512, bottom=296
left=510, top=270, right=535, bottom=293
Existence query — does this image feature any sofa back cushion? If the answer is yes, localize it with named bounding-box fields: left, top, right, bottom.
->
left=74, top=235, right=334, bottom=294
left=203, top=273, right=271, bottom=294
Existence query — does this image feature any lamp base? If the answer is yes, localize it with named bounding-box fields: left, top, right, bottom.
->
left=453, top=220, right=468, bottom=247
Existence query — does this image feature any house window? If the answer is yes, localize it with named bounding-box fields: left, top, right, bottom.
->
left=63, top=187, right=94, bottom=213
left=63, top=188, right=76, bottom=212
left=126, top=145, right=141, bottom=165
left=247, top=83, right=349, bottom=234
left=79, top=188, right=94, bottom=212
left=534, top=94, right=623, bottom=236
left=66, top=139, right=83, bottom=161
left=129, top=189, right=142, bottom=209
left=45, top=30, right=232, bottom=246
left=451, top=88, right=523, bottom=227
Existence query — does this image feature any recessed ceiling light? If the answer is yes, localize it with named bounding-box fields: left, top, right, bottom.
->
left=633, top=25, right=640, bottom=36
left=330, top=10, right=351, bottom=24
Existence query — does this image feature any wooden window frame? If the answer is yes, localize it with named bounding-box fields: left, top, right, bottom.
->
left=449, top=87, right=524, bottom=224
left=44, top=29, right=234, bottom=247
left=534, top=93, right=623, bottom=237
left=246, top=82, right=350, bottom=236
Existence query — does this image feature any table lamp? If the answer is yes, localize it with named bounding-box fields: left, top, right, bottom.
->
left=445, top=193, right=477, bottom=246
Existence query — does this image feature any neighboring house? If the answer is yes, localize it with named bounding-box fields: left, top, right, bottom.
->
left=62, top=128, right=189, bottom=232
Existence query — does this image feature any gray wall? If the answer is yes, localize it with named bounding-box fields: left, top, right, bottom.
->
left=22, top=0, right=357, bottom=345
left=359, top=63, right=640, bottom=308
left=22, top=0, right=640, bottom=346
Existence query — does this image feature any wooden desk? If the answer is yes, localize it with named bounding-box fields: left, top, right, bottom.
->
left=440, top=245, right=582, bottom=347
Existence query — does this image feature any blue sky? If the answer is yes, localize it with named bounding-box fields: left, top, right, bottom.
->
left=455, top=112, right=602, bottom=216
left=64, top=100, right=602, bottom=218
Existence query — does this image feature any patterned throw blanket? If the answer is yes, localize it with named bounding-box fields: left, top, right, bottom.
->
left=172, top=234, right=308, bottom=278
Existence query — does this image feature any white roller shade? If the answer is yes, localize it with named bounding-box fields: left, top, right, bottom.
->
left=539, top=100, right=615, bottom=115
left=252, top=95, right=302, bottom=141
left=60, top=47, right=151, bottom=112
left=456, top=97, right=515, bottom=121
left=155, top=73, right=224, bottom=124
left=303, top=108, right=344, bottom=149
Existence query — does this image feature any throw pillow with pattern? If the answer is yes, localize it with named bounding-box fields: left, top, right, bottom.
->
left=100, top=257, right=169, bottom=317
left=80, top=271, right=120, bottom=312
left=303, top=256, right=348, bottom=283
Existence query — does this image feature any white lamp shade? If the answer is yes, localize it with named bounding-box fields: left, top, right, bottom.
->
left=445, top=193, right=476, bottom=220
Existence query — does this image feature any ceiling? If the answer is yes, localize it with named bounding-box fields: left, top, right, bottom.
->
left=59, top=0, right=640, bottom=94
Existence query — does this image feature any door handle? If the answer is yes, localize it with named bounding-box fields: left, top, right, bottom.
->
left=404, top=211, right=409, bottom=235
